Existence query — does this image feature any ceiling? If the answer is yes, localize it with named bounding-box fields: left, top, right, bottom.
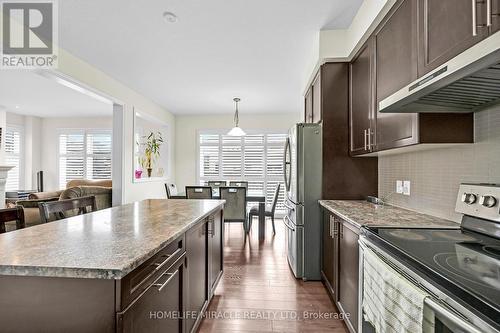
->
left=0, top=71, right=113, bottom=117
left=58, top=0, right=363, bottom=115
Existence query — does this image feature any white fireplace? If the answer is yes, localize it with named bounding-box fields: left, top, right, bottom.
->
left=0, top=166, right=14, bottom=209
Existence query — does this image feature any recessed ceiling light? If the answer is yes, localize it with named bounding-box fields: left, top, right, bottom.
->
left=163, top=12, right=178, bottom=23
left=15, top=105, right=19, bottom=109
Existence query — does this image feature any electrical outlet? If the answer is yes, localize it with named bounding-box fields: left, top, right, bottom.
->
left=403, top=181, right=411, bottom=196
left=396, top=180, right=403, bottom=194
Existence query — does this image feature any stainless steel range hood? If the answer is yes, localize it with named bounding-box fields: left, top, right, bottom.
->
left=379, top=31, right=500, bottom=113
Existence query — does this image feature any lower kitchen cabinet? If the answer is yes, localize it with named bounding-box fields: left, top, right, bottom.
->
left=337, top=220, right=360, bottom=333
left=186, top=221, right=208, bottom=333
left=118, top=254, right=186, bottom=333
left=208, top=211, right=223, bottom=296
left=321, top=211, right=337, bottom=297
left=321, top=211, right=360, bottom=333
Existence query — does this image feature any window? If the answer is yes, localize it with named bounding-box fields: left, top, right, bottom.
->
left=198, top=131, right=287, bottom=213
left=5, top=126, right=23, bottom=191
left=58, top=130, right=112, bottom=189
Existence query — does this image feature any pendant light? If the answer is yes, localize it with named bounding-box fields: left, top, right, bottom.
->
left=227, top=97, right=246, bottom=136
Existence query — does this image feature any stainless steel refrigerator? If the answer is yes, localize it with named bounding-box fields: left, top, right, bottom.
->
left=283, top=123, right=322, bottom=280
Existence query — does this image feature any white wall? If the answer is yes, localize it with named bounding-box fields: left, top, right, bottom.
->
left=175, top=113, right=301, bottom=190
left=5, top=112, right=42, bottom=190
left=40, top=116, right=113, bottom=190
left=55, top=48, right=176, bottom=204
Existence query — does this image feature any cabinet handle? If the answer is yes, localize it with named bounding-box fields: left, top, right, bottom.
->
left=487, top=0, right=492, bottom=26
left=332, top=218, right=338, bottom=238
left=329, top=216, right=333, bottom=237
left=340, top=223, right=344, bottom=239
left=368, top=128, right=372, bottom=151
left=364, top=129, right=368, bottom=151
left=472, top=0, right=478, bottom=36
left=153, top=247, right=182, bottom=271
left=154, top=269, right=179, bottom=292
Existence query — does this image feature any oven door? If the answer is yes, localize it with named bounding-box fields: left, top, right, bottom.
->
left=358, top=236, right=488, bottom=333
left=426, top=298, right=484, bottom=333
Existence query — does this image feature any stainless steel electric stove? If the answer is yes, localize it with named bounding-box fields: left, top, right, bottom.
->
left=360, top=183, right=500, bottom=333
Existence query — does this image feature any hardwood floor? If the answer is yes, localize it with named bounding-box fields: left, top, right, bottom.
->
left=198, top=219, right=348, bottom=333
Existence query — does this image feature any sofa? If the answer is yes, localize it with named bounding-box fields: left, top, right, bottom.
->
left=16, top=179, right=112, bottom=227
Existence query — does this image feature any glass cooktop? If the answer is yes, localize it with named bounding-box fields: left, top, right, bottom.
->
left=365, top=227, right=500, bottom=312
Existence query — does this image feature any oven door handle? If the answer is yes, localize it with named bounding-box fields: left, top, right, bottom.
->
left=425, top=298, right=482, bottom=333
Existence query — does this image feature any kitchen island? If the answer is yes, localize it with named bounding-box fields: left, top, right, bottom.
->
left=0, top=199, right=225, bottom=333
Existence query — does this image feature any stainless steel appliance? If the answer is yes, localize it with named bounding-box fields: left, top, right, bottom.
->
left=360, top=183, right=500, bottom=333
left=283, top=123, right=322, bottom=280
left=379, top=31, right=500, bottom=114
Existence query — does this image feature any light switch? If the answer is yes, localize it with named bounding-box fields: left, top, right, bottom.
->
left=396, top=180, right=403, bottom=194
left=403, top=181, right=411, bottom=196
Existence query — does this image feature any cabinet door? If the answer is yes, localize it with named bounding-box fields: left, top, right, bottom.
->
left=338, top=221, right=359, bottom=332
left=186, top=222, right=207, bottom=333
left=350, top=39, right=375, bottom=155
left=209, top=211, right=223, bottom=296
left=322, top=213, right=335, bottom=294
left=375, top=0, right=419, bottom=150
left=119, top=255, right=185, bottom=333
left=312, top=72, right=322, bottom=123
left=418, top=0, right=489, bottom=76
left=492, top=0, right=500, bottom=34
left=305, top=87, right=313, bottom=123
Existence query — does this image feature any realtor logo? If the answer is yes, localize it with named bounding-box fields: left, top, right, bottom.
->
left=1, top=0, right=58, bottom=69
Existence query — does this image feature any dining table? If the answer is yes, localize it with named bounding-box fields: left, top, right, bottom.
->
left=171, top=191, right=267, bottom=240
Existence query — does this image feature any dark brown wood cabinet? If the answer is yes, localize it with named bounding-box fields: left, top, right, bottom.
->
left=321, top=212, right=337, bottom=297
left=321, top=211, right=359, bottom=333
left=349, top=39, right=376, bottom=155
left=312, top=72, right=322, bottom=123
left=208, top=211, right=223, bottom=297
left=305, top=87, right=313, bottom=123
left=375, top=0, right=419, bottom=150
left=349, top=0, right=475, bottom=156
left=307, top=62, right=377, bottom=199
left=417, top=0, right=489, bottom=76
left=337, top=220, right=359, bottom=333
left=120, top=254, right=185, bottom=333
left=304, top=72, right=322, bottom=123
left=493, top=0, right=500, bottom=34
left=186, top=221, right=208, bottom=333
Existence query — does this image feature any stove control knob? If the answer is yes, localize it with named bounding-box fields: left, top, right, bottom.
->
left=479, top=195, right=497, bottom=208
left=461, top=193, right=477, bottom=205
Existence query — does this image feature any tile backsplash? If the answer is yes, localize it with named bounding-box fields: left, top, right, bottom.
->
left=379, top=106, right=500, bottom=222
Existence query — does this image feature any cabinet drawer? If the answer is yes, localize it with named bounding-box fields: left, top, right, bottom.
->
left=120, top=235, right=185, bottom=309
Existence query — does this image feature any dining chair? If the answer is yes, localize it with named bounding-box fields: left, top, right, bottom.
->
left=185, top=186, right=213, bottom=199
left=39, top=196, right=97, bottom=223
left=229, top=181, right=248, bottom=188
left=165, top=183, right=179, bottom=199
left=248, top=183, right=281, bottom=234
left=0, top=206, right=25, bottom=233
left=219, top=187, right=247, bottom=231
left=207, top=181, right=227, bottom=188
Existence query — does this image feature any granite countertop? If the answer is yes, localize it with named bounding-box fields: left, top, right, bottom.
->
left=319, top=200, right=459, bottom=229
left=0, top=199, right=224, bottom=280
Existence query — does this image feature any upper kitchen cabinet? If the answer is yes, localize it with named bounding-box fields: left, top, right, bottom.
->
left=417, top=0, right=489, bottom=76
left=349, top=39, right=376, bottom=156
left=375, top=0, right=419, bottom=150
left=304, top=72, right=322, bottom=123
left=304, top=86, right=313, bottom=123
left=312, top=72, right=322, bottom=123
left=493, top=0, right=500, bottom=33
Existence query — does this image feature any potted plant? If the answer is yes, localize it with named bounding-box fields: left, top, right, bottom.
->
left=140, top=131, right=164, bottom=177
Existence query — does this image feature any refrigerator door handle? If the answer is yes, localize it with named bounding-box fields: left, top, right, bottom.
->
left=283, top=201, right=295, bottom=211
left=283, top=138, right=292, bottom=192
left=283, top=216, right=296, bottom=231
